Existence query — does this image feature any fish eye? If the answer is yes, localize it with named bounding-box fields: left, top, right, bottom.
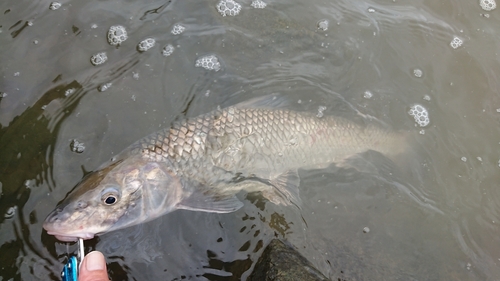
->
left=101, top=187, right=120, bottom=206
left=104, top=195, right=117, bottom=205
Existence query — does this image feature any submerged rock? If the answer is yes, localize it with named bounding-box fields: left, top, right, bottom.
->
left=249, top=239, right=330, bottom=281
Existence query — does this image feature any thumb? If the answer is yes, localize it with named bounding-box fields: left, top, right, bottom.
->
left=79, top=251, right=109, bottom=281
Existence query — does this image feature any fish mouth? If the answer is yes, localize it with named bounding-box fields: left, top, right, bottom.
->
left=46, top=231, right=95, bottom=242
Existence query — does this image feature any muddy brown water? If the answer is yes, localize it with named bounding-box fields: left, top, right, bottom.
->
left=1, top=0, right=500, bottom=280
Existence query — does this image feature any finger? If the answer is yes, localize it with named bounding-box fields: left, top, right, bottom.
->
left=79, top=251, right=109, bottom=281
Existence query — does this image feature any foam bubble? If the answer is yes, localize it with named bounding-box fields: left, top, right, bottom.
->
left=413, top=68, right=423, bottom=78
left=450, top=36, right=463, bottom=49
left=90, top=52, right=107, bottom=66
left=316, top=106, right=326, bottom=118
left=217, top=0, right=242, bottom=17
left=49, top=2, right=61, bottom=10
left=171, top=24, right=185, bottom=35
left=98, top=83, right=112, bottom=92
left=251, top=0, right=267, bottom=9
left=65, top=88, right=75, bottom=96
left=480, top=0, right=496, bottom=11
left=195, top=55, right=221, bottom=71
left=162, top=44, right=175, bottom=57
left=137, top=38, right=155, bottom=52
left=423, top=95, right=431, bottom=101
left=70, top=139, right=85, bottom=153
left=363, top=91, right=373, bottom=99
left=107, top=25, right=128, bottom=46
left=408, top=104, right=430, bottom=127
left=317, top=19, right=329, bottom=31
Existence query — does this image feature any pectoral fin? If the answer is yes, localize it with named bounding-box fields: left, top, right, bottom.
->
left=262, top=169, right=302, bottom=208
left=177, top=191, right=244, bottom=213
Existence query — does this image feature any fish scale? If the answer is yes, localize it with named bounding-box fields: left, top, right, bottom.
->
left=135, top=106, right=406, bottom=183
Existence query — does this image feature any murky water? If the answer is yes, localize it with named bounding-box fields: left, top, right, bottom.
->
left=1, top=0, right=500, bottom=280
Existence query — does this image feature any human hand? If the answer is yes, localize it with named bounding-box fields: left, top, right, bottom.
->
left=78, top=251, right=109, bottom=281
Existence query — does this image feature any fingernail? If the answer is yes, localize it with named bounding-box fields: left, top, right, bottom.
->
left=85, top=251, right=106, bottom=271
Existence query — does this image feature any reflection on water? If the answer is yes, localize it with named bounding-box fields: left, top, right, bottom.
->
left=1, top=0, right=500, bottom=280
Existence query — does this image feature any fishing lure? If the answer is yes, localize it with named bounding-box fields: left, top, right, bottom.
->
left=61, top=238, right=84, bottom=281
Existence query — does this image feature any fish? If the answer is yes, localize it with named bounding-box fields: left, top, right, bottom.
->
left=43, top=99, right=409, bottom=241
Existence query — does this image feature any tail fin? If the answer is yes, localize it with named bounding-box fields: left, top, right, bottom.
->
left=382, top=131, right=443, bottom=214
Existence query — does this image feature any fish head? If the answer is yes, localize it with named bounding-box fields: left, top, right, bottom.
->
left=43, top=154, right=183, bottom=242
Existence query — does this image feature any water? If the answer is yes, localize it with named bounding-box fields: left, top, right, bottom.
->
left=1, top=0, right=500, bottom=280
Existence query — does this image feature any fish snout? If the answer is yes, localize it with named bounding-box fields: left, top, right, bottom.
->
left=45, top=208, right=64, bottom=224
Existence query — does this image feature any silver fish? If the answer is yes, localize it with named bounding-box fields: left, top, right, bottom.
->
left=43, top=101, right=408, bottom=241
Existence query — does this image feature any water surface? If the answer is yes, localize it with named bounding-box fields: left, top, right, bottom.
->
left=1, top=0, right=500, bottom=280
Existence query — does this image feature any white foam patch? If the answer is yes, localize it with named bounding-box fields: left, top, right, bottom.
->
left=480, top=0, right=496, bottom=11
left=251, top=0, right=266, bottom=9
left=217, top=0, right=241, bottom=16
left=409, top=104, right=430, bottom=127
left=195, top=55, right=221, bottom=71
left=450, top=36, right=463, bottom=49
left=108, top=25, right=128, bottom=46
left=90, top=52, right=107, bottom=66
left=171, top=24, right=185, bottom=35
left=162, top=44, right=175, bottom=57
left=137, top=38, right=155, bottom=52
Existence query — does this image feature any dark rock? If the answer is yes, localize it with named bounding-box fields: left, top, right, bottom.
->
left=248, top=239, right=330, bottom=281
